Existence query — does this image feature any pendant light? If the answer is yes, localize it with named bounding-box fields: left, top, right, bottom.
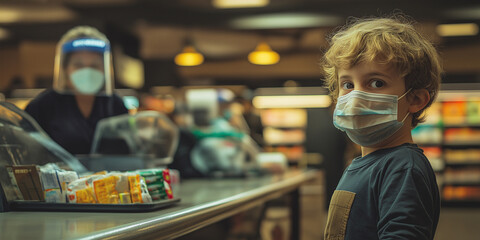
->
left=175, top=37, right=204, bottom=67
left=248, top=41, right=280, bottom=65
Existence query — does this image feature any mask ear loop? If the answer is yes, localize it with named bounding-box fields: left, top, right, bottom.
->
left=400, top=111, right=410, bottom=123
left=399, top=88, right=413, bottom=123
left=398, top=88, right=412, bottom=100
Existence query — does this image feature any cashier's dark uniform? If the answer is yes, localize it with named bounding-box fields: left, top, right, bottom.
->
left=324, top=143, right=440, bottom=240
left=25, top=89, right=128, bottom=155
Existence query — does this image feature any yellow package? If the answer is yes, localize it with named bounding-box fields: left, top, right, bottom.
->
left=93, top=175, right=119, bottom=204
left=119, top=192, right=132, bottom=204
left=67, top=173, right=108, bottom=203
left=75, top=188, right=95, bottom=203
left=128, top=174, right=143, bottom=203
left=67, top=178, right=96, bottom=204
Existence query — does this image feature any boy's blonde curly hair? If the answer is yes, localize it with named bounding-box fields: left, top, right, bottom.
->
left=322, top=15, right=443, bottom=127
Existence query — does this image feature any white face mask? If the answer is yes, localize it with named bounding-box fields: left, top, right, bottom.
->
left=70, top=67, right=104, bottom=95
left=333, top=89, right=411, bottom=146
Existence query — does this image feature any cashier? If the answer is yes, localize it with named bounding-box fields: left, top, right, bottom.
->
left=25, top=26, right=128, bottom=155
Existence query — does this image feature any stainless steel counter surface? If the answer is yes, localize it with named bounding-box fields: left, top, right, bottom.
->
left=0, top=169, right=316, bottom=240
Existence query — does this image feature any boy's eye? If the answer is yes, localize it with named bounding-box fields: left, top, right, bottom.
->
left=342, top=82, right=354, bottom=89
left=370, top=80, right=385, bottom=88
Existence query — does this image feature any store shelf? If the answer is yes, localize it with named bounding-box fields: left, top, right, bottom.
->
left=443, top=182, right=480, bottom=187
left=413, top=92, right=480, bottom=206
left=443, top=123, right=480, bottom=128
left=444, top=162, right=480, bottom=167
left=441, top=200, right=480, bottom=208
left=260, top=109, right=307, bottom=165
left=443, top=142, right=480, bottom=147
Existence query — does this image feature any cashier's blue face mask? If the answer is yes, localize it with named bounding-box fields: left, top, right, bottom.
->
left=70, top=67, right=104, bottom=95
left=333, top=89, right=411, bottom=147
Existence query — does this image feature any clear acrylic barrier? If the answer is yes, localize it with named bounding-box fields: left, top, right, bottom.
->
left=0, top=102, right=87, bottom=211
left=79, top=111, right=179, bottom=172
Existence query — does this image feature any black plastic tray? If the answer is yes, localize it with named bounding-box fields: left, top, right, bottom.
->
left=10, top=198, right=180, bottom=212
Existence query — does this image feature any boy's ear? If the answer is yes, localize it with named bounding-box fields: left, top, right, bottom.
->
left=408, top=89, right=430, bottom=113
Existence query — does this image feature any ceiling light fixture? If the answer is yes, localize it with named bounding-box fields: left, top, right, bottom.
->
left=445, top=7, right=480, bottom=20
left=253, top=87, right=331, bottom=108
left=0, top=6, right=75, bottom=23
left=248, top=41, right=280, bottom=65
left=436, top=23, right=479, bottom=37
left=174, top=44, right=204, bottom=67
left=253, top=95, right=332, bottom=109
left=230, top=13, right=341, bottom=29
left=212, top=0, right=269, bottom=9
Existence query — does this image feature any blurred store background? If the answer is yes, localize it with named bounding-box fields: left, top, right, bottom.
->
left=1, top=1, right=480, bottom=239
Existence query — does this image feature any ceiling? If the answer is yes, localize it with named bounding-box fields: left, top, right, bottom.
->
left=1, top=0, right=480, bottom=88
left=1, top=0, right=479, bottom=43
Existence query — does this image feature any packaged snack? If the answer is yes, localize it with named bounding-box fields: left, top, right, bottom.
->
left=115, top=174, right=130, bottom=194
left=119, top=192, right=132, bottom=204
left=56, top=171, right=79, bottom=203
left=37, top=164, right=80, bottom=203
left=140, top=177, right=152, bottom=203
left=164, top=180, right=173, bottom=199
left=67, top=177, right=99, bottom=204
left=66, top=172, right=154, bottom=204
left=136, top=168, right=175, bottom=200
left=142, top=175, right=162, bottom=184
left=146, top=183, right=164, bottom=192
left=6, top=165, right=44, bottom=201
left=93, top=175, right=119, bottom=204
left=39, top=163, right=61, bottom=190
left=150, top=193, right=166, bottom=201
left=74, top=188, right=95, bottom=204
left=162, top=169, right=174, bottom=199
left=128, top=174, right=143, bottom=203
left=162, top=169, right=171, bottom=184
left=44, top=189, right=63, bottom=203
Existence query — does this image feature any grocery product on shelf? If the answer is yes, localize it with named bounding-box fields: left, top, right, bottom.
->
left=415, top=91, right=480, bottom=205
left=442, top=101, right=466, bottom=125
left=466, top=101, right=480, bottom=124
left=444, top=128, right=480, bottom=144
left=444, top=149, right=480, bottom=164
left=443, top=186, right=480, bottom=201
left=260, top=109, right=307, bottom=164
left=421, top=147, right=444, bottom=172
left=412, top=125, right=443, bottom=145
left=263, top=127, right=305, bottom=146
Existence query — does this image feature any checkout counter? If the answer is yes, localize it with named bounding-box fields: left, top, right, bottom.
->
left=0, top=170, right=316, bottom=240
left=0, top=101, right=317, bottom=240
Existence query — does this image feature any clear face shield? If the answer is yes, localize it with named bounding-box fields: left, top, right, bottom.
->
left=53, top=38, right=114, bottom=96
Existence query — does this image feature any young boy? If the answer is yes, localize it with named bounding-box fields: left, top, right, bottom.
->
left=322, top=16, right=442, bottom=240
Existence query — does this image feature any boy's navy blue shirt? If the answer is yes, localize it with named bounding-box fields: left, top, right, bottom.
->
left=25, top=89, right=128, bottom=155
left=325, top=143, right=440, bottom=240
